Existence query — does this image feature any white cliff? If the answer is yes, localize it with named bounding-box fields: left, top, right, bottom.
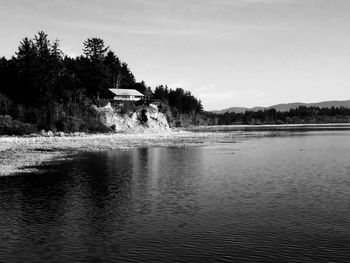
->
left=94, top=102, right=169, bottom=132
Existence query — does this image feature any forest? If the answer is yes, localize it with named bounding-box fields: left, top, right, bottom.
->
left=1, top=31, right=350, bottom=135
left=205, top=106, right=350, bottom=125
left=0, top=31, right=203, bottom=135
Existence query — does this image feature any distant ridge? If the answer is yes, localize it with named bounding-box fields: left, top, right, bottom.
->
left=213, top=100, right=350, bottom=114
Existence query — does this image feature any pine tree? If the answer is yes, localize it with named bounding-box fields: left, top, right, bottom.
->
left=83, top=38, right=109, bottom=61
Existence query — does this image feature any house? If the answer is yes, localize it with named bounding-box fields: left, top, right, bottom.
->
left=109, top=89, right=144, bottom=101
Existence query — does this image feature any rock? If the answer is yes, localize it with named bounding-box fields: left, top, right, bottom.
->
left=94, top=103, right=170, bottom=132
left=55, top=131, right=65, bottom=137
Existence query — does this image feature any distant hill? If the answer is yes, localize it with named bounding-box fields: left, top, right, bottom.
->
left=213, top=100, right=350, bottom=114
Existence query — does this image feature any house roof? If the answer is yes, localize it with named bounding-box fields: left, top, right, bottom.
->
left=109, top=89, right=144, bottom=97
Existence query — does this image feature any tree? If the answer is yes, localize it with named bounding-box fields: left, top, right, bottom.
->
left=83, top=38, right=109, bottom=61
left=16, top=37, right=36, bottom=60
left=104, top=50, right=121, bottom=89
left=81, top=38, right=110, bottom=98
left=118, top=62, right=135, bottom=88
left=153, top=85, right=202, bottom=114
left=153, top=85, right=169, bottom=101
left=15, top=36, right=38, bottom=104
left=51, top=39, right=63, bottom=61
left=34, top=31, right=50, bottom=59
left=144, top=86, right=153, bottom=101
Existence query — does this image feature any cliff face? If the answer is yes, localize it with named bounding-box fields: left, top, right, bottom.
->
left=94, top=102, right=169, bottom=132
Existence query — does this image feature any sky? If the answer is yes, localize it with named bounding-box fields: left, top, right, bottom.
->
left=1, top=0, right=350, bottom=110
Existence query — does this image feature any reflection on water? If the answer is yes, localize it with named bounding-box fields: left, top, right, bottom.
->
left=1, top=131, right=350, bottom=262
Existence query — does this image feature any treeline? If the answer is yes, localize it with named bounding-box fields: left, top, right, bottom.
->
left=153, top=85, right=203, bottom=114
left=205, top=106, right=350, bottom=125
left=0, top=31, right=203, bottom=134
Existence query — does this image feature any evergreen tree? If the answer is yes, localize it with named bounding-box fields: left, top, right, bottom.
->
left=104, top=50, right=121, bottom=89
left=118, top=62, right=135, bottom=89
left=82, top=38, right=110, bottom=98
left=83, top=38, right=109, bottom=61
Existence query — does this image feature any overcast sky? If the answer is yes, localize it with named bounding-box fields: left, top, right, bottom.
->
left=1, top=0, right=350, bottom=110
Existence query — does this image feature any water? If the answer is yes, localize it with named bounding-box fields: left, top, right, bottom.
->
left=1, top=130, right=350, bottom=262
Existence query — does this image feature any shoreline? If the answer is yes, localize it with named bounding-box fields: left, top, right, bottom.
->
left=2, top=123, right=349, bottom=176
left=0, top=130, right=271, bottom=176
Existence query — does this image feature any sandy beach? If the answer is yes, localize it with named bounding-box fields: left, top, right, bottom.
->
left=0, top=130, right=268, bottom=176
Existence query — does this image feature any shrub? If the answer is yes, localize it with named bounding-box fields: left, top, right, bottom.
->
left=138, top=109, right=148, bottom=125
left=67, top=116, right=84, bottom=132
left=56, top=119, right=69, bottom=133
left=0, top=115, right=37, bottom=135
left=119, top=101, right=137, bottom=115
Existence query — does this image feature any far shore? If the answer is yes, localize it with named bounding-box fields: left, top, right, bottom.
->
left=185, top=123, right=350, bottom=132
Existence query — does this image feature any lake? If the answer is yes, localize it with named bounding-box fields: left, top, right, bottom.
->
left=1, top=129, right=350, bottom=262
